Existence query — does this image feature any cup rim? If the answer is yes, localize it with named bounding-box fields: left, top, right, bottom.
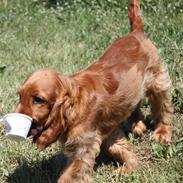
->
left=3, top=113, right=32, bottom=121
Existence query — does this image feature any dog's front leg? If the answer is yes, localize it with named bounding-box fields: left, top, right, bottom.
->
left=57, top=131, right=102, bottom=183
left=35, top=122, right=61, bottom=150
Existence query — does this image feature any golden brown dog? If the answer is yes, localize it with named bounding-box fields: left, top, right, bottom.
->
left=16, top=0, right=173, bottom=182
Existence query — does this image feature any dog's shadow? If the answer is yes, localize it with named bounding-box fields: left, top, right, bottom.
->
left=7, top=152, right=68, bottom=183
left=7, top=150, right=116, bottom=183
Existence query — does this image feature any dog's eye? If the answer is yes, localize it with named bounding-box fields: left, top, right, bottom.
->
left=32, top=96, right=45, bottom=105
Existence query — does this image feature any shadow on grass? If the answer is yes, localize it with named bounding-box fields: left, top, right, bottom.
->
left=7, top=150, right=116, bottom=183
left=7, top=152, right=68, bottom=183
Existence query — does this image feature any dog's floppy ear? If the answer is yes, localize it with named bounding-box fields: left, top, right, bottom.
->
left=44, top=76, right=78, bottom=132
left=44, top=97, right=67, bottom=133
left=34, top=98, right=67, bottom=149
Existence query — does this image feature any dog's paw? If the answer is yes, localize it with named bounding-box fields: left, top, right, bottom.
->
left=151, top=125, right=172, bottom=144
left=114, top=156, right=138, bottom=176
left=132, top=120, right=147, bottom=136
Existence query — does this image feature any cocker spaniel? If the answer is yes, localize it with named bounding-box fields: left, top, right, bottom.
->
left=16, top=0, right=173, bottom=182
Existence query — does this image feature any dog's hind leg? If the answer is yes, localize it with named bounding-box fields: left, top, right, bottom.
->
left=147, top=63, right=173, bottom=144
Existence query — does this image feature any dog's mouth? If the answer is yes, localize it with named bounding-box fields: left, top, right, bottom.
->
left=28, top=120, right=43, bottom=138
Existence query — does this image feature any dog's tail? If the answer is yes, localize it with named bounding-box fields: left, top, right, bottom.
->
left=128, top=0, right=143, bottom=32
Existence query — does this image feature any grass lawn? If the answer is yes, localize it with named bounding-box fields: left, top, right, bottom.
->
left=0, top=0, right=183, bottom=182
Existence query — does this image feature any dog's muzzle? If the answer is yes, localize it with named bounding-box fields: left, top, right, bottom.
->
left=28, top=119, right=43, bottom=138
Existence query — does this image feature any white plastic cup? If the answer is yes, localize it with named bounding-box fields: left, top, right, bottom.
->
left=0, top=113, right=32, bottom=141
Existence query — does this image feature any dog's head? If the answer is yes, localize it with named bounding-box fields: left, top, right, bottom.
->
left=16, top=69, right=66, bottom=141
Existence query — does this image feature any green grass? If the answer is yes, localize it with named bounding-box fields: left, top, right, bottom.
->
left=0, top=0, right=183, bottom=182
